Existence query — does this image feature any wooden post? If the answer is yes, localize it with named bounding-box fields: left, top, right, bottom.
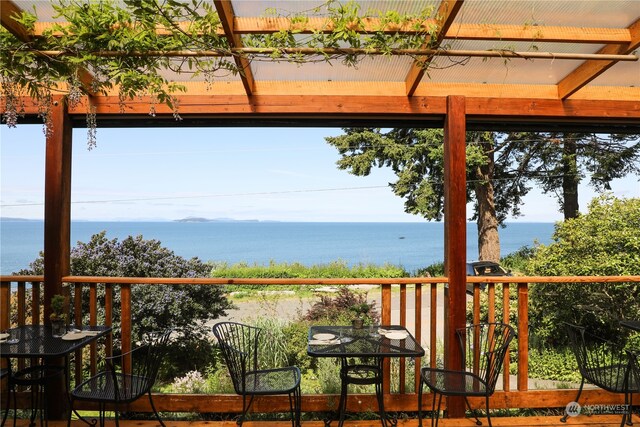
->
left=517, top=283, right=529, bottom=391
left=43, top=96, right=72, bottom=419
left=443, top=95, right=467, bottom=418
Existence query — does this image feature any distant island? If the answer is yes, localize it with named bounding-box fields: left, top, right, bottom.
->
left=174, top=217, right=262, bottom=223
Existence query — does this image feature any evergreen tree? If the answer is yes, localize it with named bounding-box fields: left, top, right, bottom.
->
left=504, top=132, right=640, bottom=219
left=325, top=129, right=530, bottom=262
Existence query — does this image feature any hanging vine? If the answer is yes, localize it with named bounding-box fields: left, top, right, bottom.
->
left=0, top=0, right=563, bottom=147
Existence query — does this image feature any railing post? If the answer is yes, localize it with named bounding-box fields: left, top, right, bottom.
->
left=381, top=283, right=392, bottom=395
left=399, top=283, right=407, bottom=393
left=121, top=283, right=132, bottom=374
left=1, top=281, right=9, bottom=331
left=517, top=283, right=529, bottom=391
left=502, top=283, right=511, bottom=391
left=31, top=281, right=41, bottom=325
left=414, top=282, right=422, bottom=393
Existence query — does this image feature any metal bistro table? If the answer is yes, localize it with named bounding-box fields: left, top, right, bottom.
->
left=308, top=325, right=425, bottom=427
left=1, top=324, right=111, bottom=425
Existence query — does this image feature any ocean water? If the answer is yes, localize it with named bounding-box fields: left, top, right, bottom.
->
left=0, top=221, right=555, bottom=275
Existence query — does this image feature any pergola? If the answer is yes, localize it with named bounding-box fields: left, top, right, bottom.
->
left=1, top=0, right=639, bottom=420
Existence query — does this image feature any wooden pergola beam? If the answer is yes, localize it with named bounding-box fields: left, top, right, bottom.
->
left=0, top=0, right=31, bottom=40
left=55, top=95, right=640, bottom=121
left=213, top=0, right=255, bottom=96
left=558, top=18, right=640, bottom=99
left=31, top=19, right=634, bottom=44
left=405, top=0, right=464, bottom=96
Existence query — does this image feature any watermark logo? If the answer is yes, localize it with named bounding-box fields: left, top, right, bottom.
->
left=565, top=401, right=629, bottom=417
left=565, top=401, right=581, bottom=417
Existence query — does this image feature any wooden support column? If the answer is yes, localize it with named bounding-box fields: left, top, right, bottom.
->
left=43, top=96, right=72, bottom=419
left=443, top=95, right=467, bottom=418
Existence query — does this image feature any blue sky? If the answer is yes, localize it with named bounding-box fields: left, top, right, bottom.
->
left=1, top=124, right=638, bottom=222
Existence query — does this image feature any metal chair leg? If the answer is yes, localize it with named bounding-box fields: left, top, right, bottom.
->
left=485, top=394, right=492, bottom=427
left=561, top=378, right=585, bottom=423
left=433, top=393, right=443, bottom=427
left=417, top=379, right=424, bottom=427
left=148, top=389, right=166, bottom=427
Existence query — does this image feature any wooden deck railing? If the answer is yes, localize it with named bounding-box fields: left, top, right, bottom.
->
left=1, top=274, right=639, bottom=417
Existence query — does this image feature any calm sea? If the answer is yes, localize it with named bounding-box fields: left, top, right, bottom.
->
left=0, top=221, right=555, bottom=275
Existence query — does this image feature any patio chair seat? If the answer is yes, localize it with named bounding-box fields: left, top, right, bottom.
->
left=420, top=368, right=490, bottom=396
left=71, top=372, right=151, bottom=402
left=242, top=367, right=301, bottom=395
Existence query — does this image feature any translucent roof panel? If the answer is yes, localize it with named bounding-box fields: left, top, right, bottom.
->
left=430, top=39, right=609, bottom=85
left=159, top=57, right=241, bottom=83
left=455, top=0, right=639, bottom=28
left=251, top=54, right=414, bottom=82
left=13, top=1, right=63, bottom=21
left=231, top=0, right=440, bottom=18
left=19, top=1, right=214, bottom=22
left=589, top=61, right=640, bottom=87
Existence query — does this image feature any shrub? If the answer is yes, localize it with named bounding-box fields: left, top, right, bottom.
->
left=527, top=348, right=581, bottom=384
left=304, top=287, right=379, bottom=325
left=525, top=195, right=640, bottom=346
left=18, top=231, right=234, bottom=380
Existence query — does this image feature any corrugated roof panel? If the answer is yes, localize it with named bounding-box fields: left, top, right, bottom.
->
left=426, top=56, right=567, bottom=85
left=251, top=54, right=414, bottom=82
left=456, top=0, right=638, bottom=28
left=231, top=1, right=440, bottom=18
left=159, top=57, right=242, bottom=82
left=428, top=38, right=616, bottom=85
left=442, top=39, right=606, bottom=55
left=13, top=1, right=65, bottom=21
left=589, top=61, right=640, bottom=87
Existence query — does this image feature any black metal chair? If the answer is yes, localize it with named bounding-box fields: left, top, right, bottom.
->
left=67, top=329, right=172, bottom=427
left=1, top=359, right=64, bottom=427
left=561, top=323, right=639, bottom=426
left=1, top=367, right=10, bottom=427
left=418, top=322, right=516, bottom=427
left=630, top=350, right=640, bottom=424
left=212, top=321, right=301, bottom=427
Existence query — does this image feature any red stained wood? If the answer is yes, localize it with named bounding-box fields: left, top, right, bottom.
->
left=443, top=95, right=467, bottom=418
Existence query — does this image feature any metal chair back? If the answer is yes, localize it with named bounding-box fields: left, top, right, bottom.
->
left=564, top=322, right=631, bottom=393
left=212, top=321, right=261, bottom=395
left=456, top=322, right=516, bottom=394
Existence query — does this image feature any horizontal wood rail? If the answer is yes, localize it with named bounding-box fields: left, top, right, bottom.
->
left=2, top=274, right=639, bottom=418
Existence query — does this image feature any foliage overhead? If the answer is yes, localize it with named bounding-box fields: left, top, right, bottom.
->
left=1, top=0, right=439, bottom=142
left=526, top=195, right=640, bottom=346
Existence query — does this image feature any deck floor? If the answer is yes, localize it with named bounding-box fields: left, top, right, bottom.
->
left=24, top=415, right=640, bottom=427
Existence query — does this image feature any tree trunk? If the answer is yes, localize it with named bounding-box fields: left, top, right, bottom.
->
left=475, top=141, right=501, bottom=262
left=562, top=137, right=580, bottom=219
